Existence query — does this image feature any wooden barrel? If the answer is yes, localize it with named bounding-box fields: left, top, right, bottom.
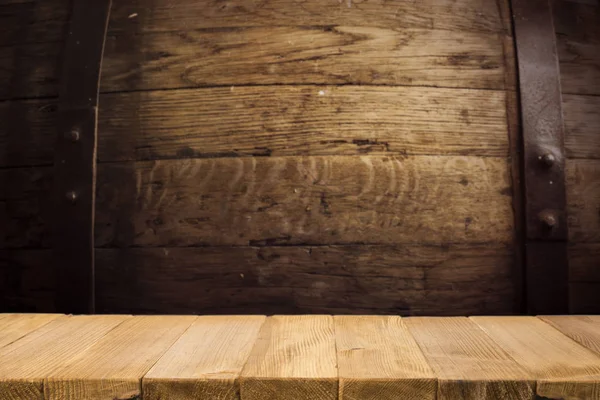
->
left=0, top=0, right=598, bottom=315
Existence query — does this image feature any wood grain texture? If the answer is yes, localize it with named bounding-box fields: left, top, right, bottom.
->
left=556, top=7, right=600, bottom=95
left=472, top=316, right=600, bottom=399
left=0, top=98, right=57, bottom=167
left=564, top=94, right=600, bottom=159
left=0, top=315, right=128, bottom=400
left=143, top=316, right=265, bottom=400
left=0, top=166, right=53, bottom=249
left=541, top=316, right=600, bottom=356
left=95, top=245, right=517, bottom=315
left=101, top=26, right=506, bottom=92
left=240, top=315, right=338, bottom=400
left=97, top=86, right=509, bottom=161
left=0, top=0, right=69, bottom=47
left=404, top=317, right=534, bottom=400
left=0, top=314, right=60, bottom=349
left=335, top=316, right=436, bottom=400
left=45, top=316, right=195, bottom=400
left=95, top=156, right=514, bottom=247
left=570, top=243, right=600, bottom=313
left=3, top=154, right=515, bottom=249
left=0, top=42, right=60, bottom=100
left=567, top=159, right=600, bottom=242
left=0, top=250, right=55, bottom=312
left=109, top=0, right=507, bottom=35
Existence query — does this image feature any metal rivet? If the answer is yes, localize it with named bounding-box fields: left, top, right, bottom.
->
left=539, top=211, right=557, bottom=229
left=66, top=191, right=78, bottom=204
left=540, top=153, right=555, bottom=168
left=65, top=128, right=80, bottom=143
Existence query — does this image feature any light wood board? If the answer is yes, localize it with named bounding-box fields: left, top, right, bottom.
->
left=44, top=316, right=195, bottom=400
left=404, top=317, right=534, bottom=400
left=0, top=315, right=129, bottom=400
left=0, top=314, right=60, bottom=349
left=240, top=315, right=338, bottom=400
left=472, top=316, right=600, bottom=399
left=335, top=316, right=436, bottom=400
left=541, top=316, right=600, bottom=356
left=143, top=316, right=266, bottom=400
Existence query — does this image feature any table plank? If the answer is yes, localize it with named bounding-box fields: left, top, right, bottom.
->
left=0, top=315, right=128, bottom=400
left=143, top=316, right=265, bottom=400
left=404, top=317, right=534, bottom=399
left=44, top=316, right=195, bottom=400
left=472, top=316, right=600, bottom=399
left=335, top=316, right=436, bottom=400
left=0, top=314, right=61, bottom=349
left=541, top=316, right=600, bottom=355
left=240, top=315, right=337, bottom=400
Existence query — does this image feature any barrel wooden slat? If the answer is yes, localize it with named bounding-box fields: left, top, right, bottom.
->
left=108, top=0, right=507, bottom=35
left=566, top=159, right=600, bottom=243
left=101, top=26, right=505, bottom=92
left=0, top=0, right=69, bottom=47
left=94, top=156, right=513, bottom=247
left=564, top=94, right=600, bottom=160
left=97, top=86, right=509, bottom=161
left=94, top=245, right=516, bottom=315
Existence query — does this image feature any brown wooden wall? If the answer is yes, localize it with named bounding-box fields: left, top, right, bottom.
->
left=0, top=0, right=597, bottom=315
left=553, top=0, right=600, bottom=313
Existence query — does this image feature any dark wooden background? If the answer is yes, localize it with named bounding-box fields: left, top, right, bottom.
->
left=0, top=0, right=598, bottom=314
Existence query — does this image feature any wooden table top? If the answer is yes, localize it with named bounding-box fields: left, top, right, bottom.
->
left=0, top=314, right=599, bottom=399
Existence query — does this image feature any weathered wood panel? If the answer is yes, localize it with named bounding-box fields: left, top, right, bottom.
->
left=335, top=316, right=436, bottom=400
left=101, top=26, right=506, bottom=92
left=0, top=250, right=54, bottom=312
left=109, top=0, right=507, bottom=35
left=553, top=0, right=600, bottom=45
left=0, top=85, right=511, bottom=167
left=0, top=0, right=69, bottom=47
left=566, top=159, right=600, bottom=243
left=554, top=0, right=600, bottom=95
left=1, top=155, right=519, bottom=250
left=95, top=245, right=517, bottom=315
left=472, top=316, right=600, bottom=399
left=564, top=94, right=600, bottom=159
left=143, top=316, right=265, bottom=400
left=95, top=156, right=514, bottom=247
left=45, top=316, right=195, bottom=400
left=97, top=86, right=509, bottom=161
left=0, top=315, right=129, bottom=400
left=569, top=243, right=600, bottom=314
left=0, top=42, right=61, bottom=100
left=240, top=315, right=338, bottom=400
left=404, top=317, right=534, bottom=399
left=0, top=98, right=57, bottom=167
left=558, top=39, right=600, bottom=95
